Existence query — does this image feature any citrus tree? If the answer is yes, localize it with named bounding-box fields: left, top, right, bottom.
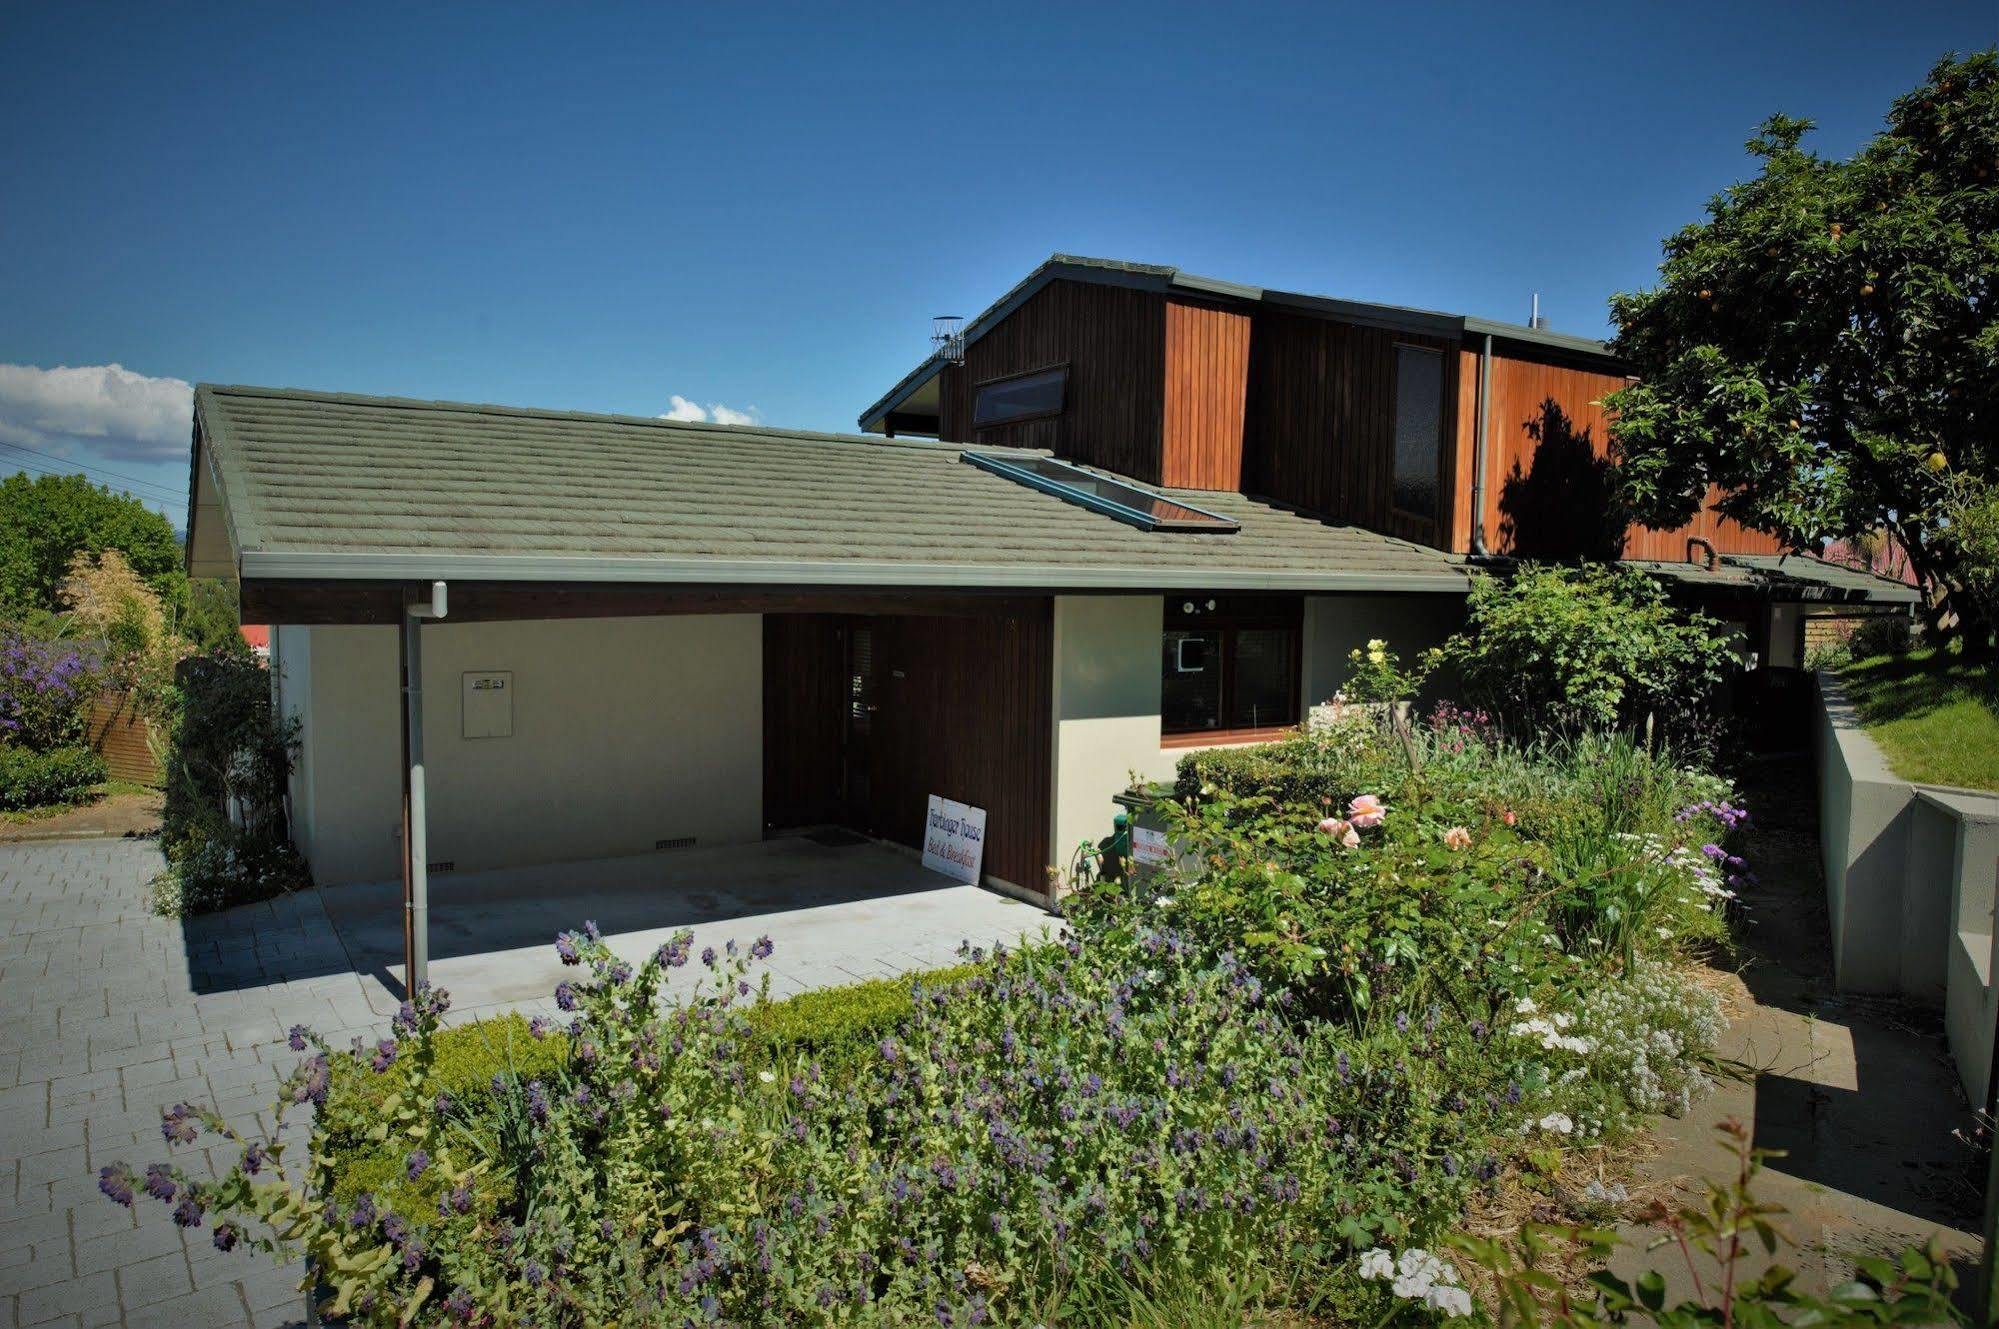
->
left=1607, top=51, right=1999, bottom=652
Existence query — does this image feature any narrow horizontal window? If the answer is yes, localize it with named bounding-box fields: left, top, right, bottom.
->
left=966, top=451, right=1240, bottom=533
left=972, top=366, right=1067, bottom=428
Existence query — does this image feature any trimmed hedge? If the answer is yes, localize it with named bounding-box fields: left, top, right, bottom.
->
left=319, top=967, right=976, bottom=1207
left=1173, top=728, right=1386, bottom=811
left=0, top=744, right=105, bottom=811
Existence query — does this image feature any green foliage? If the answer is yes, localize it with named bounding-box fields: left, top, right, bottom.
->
left=1841, top=646, right=1999, bottom=790
left=0, top=472, right=184, bottom=618
left=183, top=578, right=248, bottom=654
left=1341, top=637, right=1425, bottom=703
left=744, top=963, right=974, bottom=1077
left=153, top=650, right=305, bottom=916
left=0, top=745, right=105, bottom=810
left=1608, top=51, right=1999, bottom=650
left=1429, top=565, right=1737, bottom=736
left=1450, top=1120, right=1962, bottom=1325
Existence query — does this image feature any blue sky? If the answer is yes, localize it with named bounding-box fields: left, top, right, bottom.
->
left=0, top=1, right=1991, bottom=523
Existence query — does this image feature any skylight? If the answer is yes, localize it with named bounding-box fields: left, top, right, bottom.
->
left=966, top=452, right=1240, bottom=534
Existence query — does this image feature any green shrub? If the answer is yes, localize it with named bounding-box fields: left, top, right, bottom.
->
left=0, top=744, right=105, bottom=810
left=154, top=650, right=305, bottom=916
left=1174, top=715, right=1391, bottom=811
left=1428, top=564, right=1737, bottom=737
left=745, top=963, right=974, bottom=1077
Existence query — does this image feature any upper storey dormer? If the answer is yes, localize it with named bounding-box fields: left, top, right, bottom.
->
left=856, top=255, right=1784, bottom=561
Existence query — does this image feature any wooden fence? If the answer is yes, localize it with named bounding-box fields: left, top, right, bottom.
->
left=84, top=691, right=164, bottom=786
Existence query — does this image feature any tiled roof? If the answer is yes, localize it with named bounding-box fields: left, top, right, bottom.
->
left=195, top=385, right=1471, bottom=592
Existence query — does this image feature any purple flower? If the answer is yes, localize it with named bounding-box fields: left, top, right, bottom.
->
left=160, top=1104, right=198, bottom=1145
left=348, top=1193, right=377, bottom=1228
left=143, top=1163, right=177, bottom=1203
left=404, top=1149, right=430, bottom=1181
left=528, top=1016, right=552, bottom=1039
left=286, top=1025, right=309, bottom=1052
left=583, top=919, right=602, bottom=942
left=555, top=932, right=580, bottom=965
left=607, top=961, right=633, bottom=985
left=97, top=1164, right=135, bottom=1208
left=878, top=1038, right=900, bottom=1064
left=172, top=1193, right=204, bottom=1229
left=750, top=935, right=775, bottom=961
left=212, top=1223, right=238, bottom=1252
left=240, top=1143, right=267, bottom=1175
left=701, top=946, right=718, bottom=969
left=555, top=982, right=578, bottom=1012
left=370, top=1040, right=398, bottom=1073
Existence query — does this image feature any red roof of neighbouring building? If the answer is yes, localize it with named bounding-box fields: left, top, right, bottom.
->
left=240, top=624, right=270, bottom=650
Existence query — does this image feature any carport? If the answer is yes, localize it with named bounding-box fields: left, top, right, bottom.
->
left=186, top=385, right=1479, bottom=995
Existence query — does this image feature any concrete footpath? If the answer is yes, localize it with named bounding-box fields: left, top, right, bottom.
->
left=1614, top=753, right=1984, bottom=1308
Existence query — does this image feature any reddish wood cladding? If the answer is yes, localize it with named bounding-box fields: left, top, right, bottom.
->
left=940, top=280, right=1166, bottom=483
left=761, top=606, right=1053, bottom=895
left=1241, top=312, right=1459, bottom=547
left=1460, top=348, right=1785, bottom=559
left=1161, top=299, right=1251, bottom=491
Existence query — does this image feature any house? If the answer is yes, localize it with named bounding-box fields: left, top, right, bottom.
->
left=183, top=255, right=1914, bottom=984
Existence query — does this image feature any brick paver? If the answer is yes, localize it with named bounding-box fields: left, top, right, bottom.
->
left=0, top=839, right=371, bottom=1329
left=0, top=836, right=1048, bottom=1327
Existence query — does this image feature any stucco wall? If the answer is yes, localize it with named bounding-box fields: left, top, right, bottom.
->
left=290, top=616, right=763, bottom=886
left=270, top=625, right=316, bottom=869
left=1813, top=671, right=1999, bottom=1102
left=1048, top=596, right=1179, bottom=878
left=1300, top=593, right=1467, bottom=707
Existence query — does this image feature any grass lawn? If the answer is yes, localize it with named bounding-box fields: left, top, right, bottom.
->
left=1841, top=648, right=1999, bottom=790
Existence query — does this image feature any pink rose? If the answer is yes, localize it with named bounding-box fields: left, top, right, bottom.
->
left=1442, top=825, right=1472, bottom=851
left=1317, top=817, right=1360, bottom=849
left=1346, top=794, right=1386, bottom=829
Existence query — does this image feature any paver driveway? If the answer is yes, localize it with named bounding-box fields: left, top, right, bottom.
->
left=0, top=835, right=1049, bottom=1327
left=0, top=839, right=367, bottom=1328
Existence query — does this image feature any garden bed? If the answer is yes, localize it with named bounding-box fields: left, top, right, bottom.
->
left=109, top=707, right=1779, bottom=1325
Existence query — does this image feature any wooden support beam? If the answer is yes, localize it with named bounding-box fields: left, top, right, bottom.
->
left=240, top=580, right=1055, bottom=625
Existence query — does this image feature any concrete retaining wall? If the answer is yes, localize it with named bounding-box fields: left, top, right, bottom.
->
left=1814, top=671, right=1999, bottom=1102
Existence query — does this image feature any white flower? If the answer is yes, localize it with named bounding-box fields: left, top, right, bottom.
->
left=1155, top=895, right=1175, bottom=909
left=1429, top=1284, right=1474, bottom=1318
left=1514, top=996, right=1538, bottom=1014
left=1357, top=1247, right=1394, bottom=1280
left=757, top=1069, right=776, bottom=1084
left=1538, top=1112, right=1575, bottom=1135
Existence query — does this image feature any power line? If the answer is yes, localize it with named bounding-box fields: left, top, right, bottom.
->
left=0, top=456, right=182, bottom=511
left=0, top=439, right=185, bottom=504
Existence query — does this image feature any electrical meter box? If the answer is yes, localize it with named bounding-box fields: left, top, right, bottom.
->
left=462, top=671, right=513, bottom=739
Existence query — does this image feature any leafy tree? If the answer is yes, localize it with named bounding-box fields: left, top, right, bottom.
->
left=183, top=577, right=248, bottom=654
left=1607, top=51, right=1999, bottom=651
left=0, top=472, right=185, bottom=619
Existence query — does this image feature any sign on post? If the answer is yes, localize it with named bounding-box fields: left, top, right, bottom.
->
left=922, top=795, right=987, bottom=885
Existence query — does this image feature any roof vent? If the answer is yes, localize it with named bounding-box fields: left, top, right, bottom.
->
left=931, top=315, right=965, bottom=365
left=1529, top=293, right=1549, bottom=331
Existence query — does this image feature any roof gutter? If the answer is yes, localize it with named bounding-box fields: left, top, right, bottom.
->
left=238, top=549, right=1473, bottom=594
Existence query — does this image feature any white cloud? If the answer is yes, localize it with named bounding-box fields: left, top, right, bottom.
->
left=658, top=394, right=759, bottom=427
left=0, top=363, right=194, bottom=463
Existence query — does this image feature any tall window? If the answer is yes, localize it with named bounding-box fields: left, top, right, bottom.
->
left=972, top=365, right=1067, bottom=428
left=1161, top=597, right=1301, bottom=741
left=1392, top=345, right=1445, bottom=520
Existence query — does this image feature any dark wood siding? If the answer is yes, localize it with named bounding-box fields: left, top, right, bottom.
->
left=762, top=605, right=1053, bottom=894
left=1241, top=312, right=1459, bottom=546
left=762, top=614, right=849, bottom=831
left=1161, top=298, right=1251, bottom=491
left=939, top=280, right=1167, bottom=484
left=1453, top=347, right=1786, bottom=559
